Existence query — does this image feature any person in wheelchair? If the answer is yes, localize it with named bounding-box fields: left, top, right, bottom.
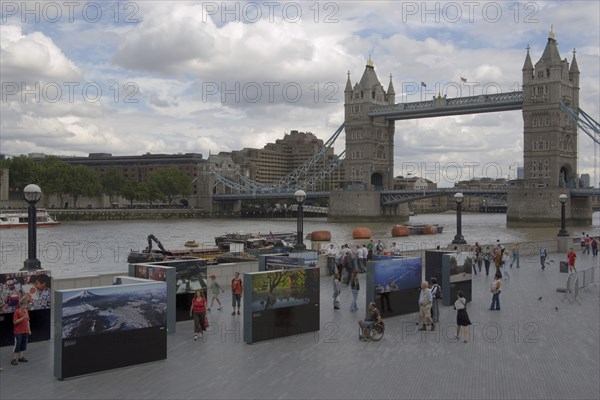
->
left=358, top=301, right=383, bottom=340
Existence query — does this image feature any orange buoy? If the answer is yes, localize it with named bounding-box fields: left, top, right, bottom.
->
left=352, top=227, right=372, bottom=239
left=423, top=225, right=437, bottom=235
left=310, top=230, right=332, bottom=241
left=391, top=225, right=410, bottom=237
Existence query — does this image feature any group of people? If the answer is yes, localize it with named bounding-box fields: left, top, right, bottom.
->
left=580, top=232, right=598, bottom=256
left=326, top=239, right=397, bottom=279
left=189, top=272, right=243, bottom=340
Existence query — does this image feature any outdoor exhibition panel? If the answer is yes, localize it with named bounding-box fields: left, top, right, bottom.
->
left=243, top=267, right=320, bottom=344
left=441, top=252, right=473, bottom=306
left=366, top=257, right=422, bottom=318
left=0, top=270, right=52, bottom=347
left=54, top=280, right=167, bottom=379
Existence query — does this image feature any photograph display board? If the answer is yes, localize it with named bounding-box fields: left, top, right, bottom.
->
left=243, top=267, right=320, bottom=344
left=366, top=257, right=422, bottom=318
left=128, top=264, right=176, bottom=333
left=54, top=281, right=167, bottom=379
left=441, top=253, right=473, bottom=306
left=0, top=270, right=52, bottom=347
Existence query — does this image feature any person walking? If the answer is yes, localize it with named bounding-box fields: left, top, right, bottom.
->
left=430, top=277, right=442, bottom=324
left=208, top=275, right=225, bottom=311
left=418, top=281, right=434, bottom=331
left=454, top=290, right=471, bottom=343
left=231, top=272, right=243, bottom=315
left=501, top=249, right=510, bottom=280
left=355, top=245, right=365, bottom=273
left=332, top=273, right=341, bottom=310
left=473, top=242, right=482, bottom=273
left=189, top=290, right=206, bottom=340
left=483, top=246, right=492, bottom=276
left=350, top=271, right=360, bottom=311
left=584, top=234, right=591, bottom=255
left=11, top=300, right=31, bottom=365
left=493, top=247, right=503, bottom=277
left=489, top=273, right=502, bottom=310
left=567, top=248, right=577, bottom=273
left=592, top=238, right=598, bottom=257
left=510, top=242, right=520, bottom=268
left=326, top=244, right=337, bottom=276
left=540, top=247, right=547, bottom=270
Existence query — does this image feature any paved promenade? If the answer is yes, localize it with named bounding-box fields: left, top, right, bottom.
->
left=1, top=250, right=599, bottom=400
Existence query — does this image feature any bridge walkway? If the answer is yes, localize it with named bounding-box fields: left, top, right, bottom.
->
left=1, top=250, right=598, bottom=399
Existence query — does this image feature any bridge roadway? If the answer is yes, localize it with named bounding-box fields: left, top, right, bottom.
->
left=1, top=249, right=598, bottom=399
left=213, top=188, right=599, bottom=205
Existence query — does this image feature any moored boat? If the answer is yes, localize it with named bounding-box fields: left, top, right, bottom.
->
left=184, top=240, right=200, bottom=248
left=0, top=209, right=61, bottom=229
left=391, top=224, right=443, bottom=236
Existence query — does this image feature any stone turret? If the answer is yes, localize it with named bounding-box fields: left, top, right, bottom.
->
left=343, top=58, right=395, bottom=191
left=387, top=74, right=396, bottom=104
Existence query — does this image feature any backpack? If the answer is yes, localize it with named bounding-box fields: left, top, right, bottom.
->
left=432, top=284, right=442, bottom=299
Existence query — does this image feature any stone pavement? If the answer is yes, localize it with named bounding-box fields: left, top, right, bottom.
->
left=1, top=251, right=599, bottom=400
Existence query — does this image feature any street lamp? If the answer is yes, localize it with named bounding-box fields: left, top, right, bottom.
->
left=452, top=192, right=467, bottom=245
left=557, top=194, right=569, bottom=237
left=22, top=184, right=42, bottom=271
left=293, top=189, right=307, bottom=251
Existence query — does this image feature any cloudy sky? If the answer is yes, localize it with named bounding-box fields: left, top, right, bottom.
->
left=1, top=1, right=598, bottom=187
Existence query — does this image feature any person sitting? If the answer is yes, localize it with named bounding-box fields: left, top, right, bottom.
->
left=358, top=301, right=383, bottom=340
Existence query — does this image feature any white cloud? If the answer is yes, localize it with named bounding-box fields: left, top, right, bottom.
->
left=0, top=1, right=598, bottom=186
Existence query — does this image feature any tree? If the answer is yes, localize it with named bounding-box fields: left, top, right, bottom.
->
left=65, top=165, right=101, bottom=208
left=122, top=182, right=149, bottom=206
left=100, top=167, right=126, bottom=204
left=6, top=156, right=39, bottom=190
left=38, top=157, right=71, bottom=205
left=147, top=167, right=192, bottom=204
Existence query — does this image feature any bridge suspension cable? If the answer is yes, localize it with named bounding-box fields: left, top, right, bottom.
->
left=211, top=123, right=346, bottom=194
left=560, top=102, right=599, bottom=191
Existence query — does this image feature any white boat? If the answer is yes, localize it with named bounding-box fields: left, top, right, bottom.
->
left=0, top=209, right=61, bottom=229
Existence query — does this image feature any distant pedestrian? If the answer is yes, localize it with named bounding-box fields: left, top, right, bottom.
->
left=592, top=238, right=598, bottom=257
left=375, top=240, right=384, bottom=255
left=360, top=245, right=369, bottom=272
left=12, top=300, right=31, bottom=365
left=510, top=243, right=520, bottom=268
left=366, top=240, right=374, bottom=261
left=356, top=245, right=365, bottom=273
left=483, top=246, right=491, bottom=275
left=584, top=235, right=591, bottom=255
left=454, top=290, right=471, bottom=343
left=189, top=289, right=206, bottom=340
left=350, top=271, right=360, bottom=311
left=472, top=242, right=482, bottom=273
left=231, top=272, right=243, bottom=315
left=501, top=250, right=510, bottom=280
left=332, top=273, right=341, bottom=310
left=580, top=232, right=586, bottom=252
left=208, top=275, right=224, bottom=311
left=493, top=248, right=503, bottom=278
left=540, top=247, right=547, bottom=270
left=567, top=248, right=577, bottom=272
left=430, top=277, right=442, bottom=323
left=489, top=273, right=502, bottom=310
left=418, top=281, right=434, bottom=331
left=326, top=244, right=337, bottom=275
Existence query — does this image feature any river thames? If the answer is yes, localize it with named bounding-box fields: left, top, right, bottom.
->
left=1, top=212, right=599, bottom=277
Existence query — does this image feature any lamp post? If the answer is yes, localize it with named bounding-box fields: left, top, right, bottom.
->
left=293, top=189, right=307, bottom=251
left=452, top=192, right=466, bottom=245
left=22, top=184, right=42, bottom=271
left=557, top=194, right=569, bottom=237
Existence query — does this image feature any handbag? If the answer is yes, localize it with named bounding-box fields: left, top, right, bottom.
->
left=204, top=315, right=209, bottom=328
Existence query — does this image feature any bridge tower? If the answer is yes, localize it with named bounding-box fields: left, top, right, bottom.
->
left=329, top=59, right=408, bottom=222
left=343, top=58, right=396, bottom=190
left=508, top=28, right=591, bottom=226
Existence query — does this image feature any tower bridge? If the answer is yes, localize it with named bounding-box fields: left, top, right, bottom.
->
left=212, top=29, right=598, bottom=226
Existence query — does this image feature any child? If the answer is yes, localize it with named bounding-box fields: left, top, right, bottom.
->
left=12, top=300, right=31, bottom=365
left=208, top=275, right=224, bottom=311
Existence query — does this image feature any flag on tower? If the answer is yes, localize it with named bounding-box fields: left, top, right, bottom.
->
left=460, top=77, right=467, bottom=83
left=421, top=81, right=427, bottom=87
